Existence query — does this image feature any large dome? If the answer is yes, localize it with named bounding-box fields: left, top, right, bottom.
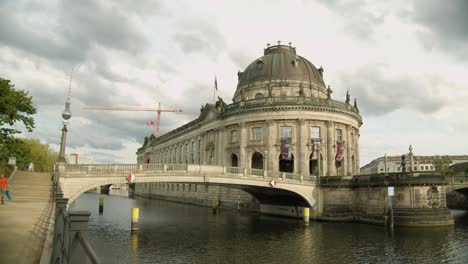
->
left=233, top=43, right=327, bottom=102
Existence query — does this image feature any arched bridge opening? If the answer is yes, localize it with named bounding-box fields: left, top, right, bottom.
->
left=446, top=186, right=468, bottom=210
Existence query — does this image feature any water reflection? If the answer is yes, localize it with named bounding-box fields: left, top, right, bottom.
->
left=71, top=194, right=468, bottom=264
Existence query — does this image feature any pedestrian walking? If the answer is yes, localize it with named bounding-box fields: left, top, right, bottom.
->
left=28, top=162, right=34, bottom=172
left=0, top=174, right=8, bottom=205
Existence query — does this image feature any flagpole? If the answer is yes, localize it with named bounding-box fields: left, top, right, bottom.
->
left=213, top=74, right=216, bottom=103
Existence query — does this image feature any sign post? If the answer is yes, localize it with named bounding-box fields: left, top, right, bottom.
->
left=388, top=186, right=394, bottom=229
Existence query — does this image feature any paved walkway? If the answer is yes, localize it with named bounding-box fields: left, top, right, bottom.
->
left=0, top=171, right=54, bottom=264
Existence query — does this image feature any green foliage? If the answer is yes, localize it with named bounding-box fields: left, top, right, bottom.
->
left=0, top=78, right=37, bottom=144
left=0, top=138, right=32, bottom=173
left=433, top=156, right=454, bottom=176
left=22, top=138, right=58, bottom=172
left=0, top=138, right=58, bottom=173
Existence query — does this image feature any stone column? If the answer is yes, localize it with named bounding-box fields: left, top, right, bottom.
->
left=217, top=128, right=225, bottom=166
left=356, top=131, right=360, bottom=174
left=298, top=119, right=307, bottom=174
left=266, top=120, right=275, bottom=172
left=212, top=131, right=217, bottom=165
left=68, top=211, right=92, bottom=264
left=200, top=135, right=205, bottom=165
left=327, top=121, right=336, bottom=176
left=239, top=122, right=247, bottom=169
left=346, top=125, right=352, bottom=175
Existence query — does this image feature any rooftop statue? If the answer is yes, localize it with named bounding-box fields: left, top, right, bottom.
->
left=327, top=85, right=333, bottom=99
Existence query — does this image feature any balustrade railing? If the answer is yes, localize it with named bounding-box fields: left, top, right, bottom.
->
left=225, top=166, right=243, bottom=174
left=284, top=172, right=301, bottom=181
left=62, top=163, right=319, bottom=185
left=248, top=168, right=264, bottom=177
left=166, top=164, right=187, bottom=171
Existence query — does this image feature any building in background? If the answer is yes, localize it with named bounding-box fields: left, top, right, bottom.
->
left=361, top=154, right=468, bottom=174
left=65, top=153, right=98, bottom=164
left=134, top=43, right=363, bottom=211
left=137, top=43, right=362, bottom=177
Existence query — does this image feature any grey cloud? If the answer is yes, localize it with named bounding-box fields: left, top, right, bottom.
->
left=0, top=0, right=149, bottom=64
left=336, top=65, right=448, bottom=116
left=411, top=0, right=468, bottom=60
left=229, top=49, right=255, bottom=70
left=173, top=20, right=226, bottom=58
left=317, top=0, right=387, bottom=41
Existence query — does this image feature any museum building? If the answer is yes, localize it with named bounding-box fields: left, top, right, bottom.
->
left=137, top=43, right=362, bottom=177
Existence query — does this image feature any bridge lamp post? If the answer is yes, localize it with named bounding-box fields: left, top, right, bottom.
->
left=58, top=99, right=72, bottom=162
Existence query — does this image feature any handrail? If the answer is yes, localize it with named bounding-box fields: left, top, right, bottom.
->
left=76, top=232, right=101, bottom=264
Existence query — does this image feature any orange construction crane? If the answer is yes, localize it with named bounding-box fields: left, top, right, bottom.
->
left=83, top=102, right=183, bottom=137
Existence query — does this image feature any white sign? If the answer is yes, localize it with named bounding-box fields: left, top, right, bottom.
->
left=270, top=179, right=277, bottom=187
left=388, top=186, right=395, bottom=197
left=8, top=157, right=16, bottom=165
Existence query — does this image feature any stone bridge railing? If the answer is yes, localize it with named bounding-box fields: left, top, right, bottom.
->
left=50, top=192, right=101, bottom=264
left=62, top=163, right=316, bottom=184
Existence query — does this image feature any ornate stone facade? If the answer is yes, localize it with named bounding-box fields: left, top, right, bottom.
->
left=137, top=43, right=362, bottom=176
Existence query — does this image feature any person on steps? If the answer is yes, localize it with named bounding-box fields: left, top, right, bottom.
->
left=0, top=174, right=8, bottom=205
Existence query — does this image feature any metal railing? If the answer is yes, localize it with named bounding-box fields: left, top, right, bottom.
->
left=50, top=192, right=100, bottom=264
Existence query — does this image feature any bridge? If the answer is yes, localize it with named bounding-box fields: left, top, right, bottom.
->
left=56, top=163, right=318, bottom=214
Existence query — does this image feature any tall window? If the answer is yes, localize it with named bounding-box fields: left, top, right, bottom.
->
left=310, top=126, right=320, bottom=143
left=252, top=127, right=262, bottom=140
left=335, top=129, right=342, bottom=142
left=280, top=126, right=292, bottom=138
left=231, top=130, right=238, bottom=143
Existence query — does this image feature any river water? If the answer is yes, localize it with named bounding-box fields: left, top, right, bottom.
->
left=70, top=193, right=468, bottom=264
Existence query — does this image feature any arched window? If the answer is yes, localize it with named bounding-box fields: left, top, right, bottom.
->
left=279, top=153, right=294, bottom=173
left=251, top=152, right=264, bottom=169
left=255, top=93, right=265, bottom=100
left=231, top=153, right=238, bottom=167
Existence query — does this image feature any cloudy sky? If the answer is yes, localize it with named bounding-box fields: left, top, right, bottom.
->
left=1, top=0, right=467, bottom=166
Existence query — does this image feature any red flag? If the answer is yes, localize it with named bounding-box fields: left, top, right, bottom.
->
left=214, top=75, right=218, bottom=91
left=146, top=120, right=154, bottom=126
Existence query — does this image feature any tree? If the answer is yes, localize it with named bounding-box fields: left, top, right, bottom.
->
left=0, top=78, right=37, bottom=144
left=22, top=138, right=58, bottom=172
left=0, top=138, right=32, bottom=173
left=433, top=156, right=454, bottom=176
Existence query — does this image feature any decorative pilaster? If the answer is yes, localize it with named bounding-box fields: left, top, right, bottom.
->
left=266, top=120, right=275, bottom=171
left=327, top=121, right=336, bottom=176
left=356, top=131, right=361, bottom=174
left=298, top=119, right=307, bottom=174
left=346, top=125, right=351, bottom=175
left=217, top=128, right=225, bottom=166
left=239, top=122, right=247, bottom=169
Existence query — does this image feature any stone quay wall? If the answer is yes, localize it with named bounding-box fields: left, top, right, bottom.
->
left=134, top=182, right=259, bottom=211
